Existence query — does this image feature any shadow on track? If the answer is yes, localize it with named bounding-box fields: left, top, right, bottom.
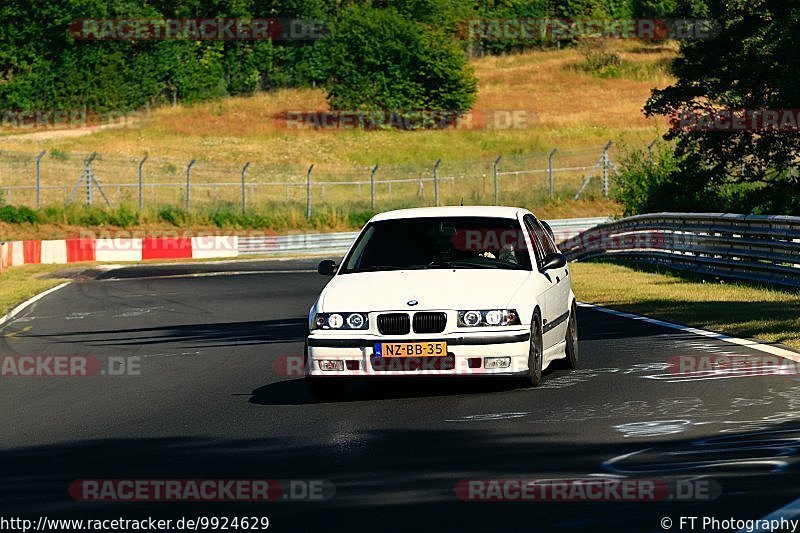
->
left=31, top=318, right=308, bottom=348
left=249, top=366, right=577, bottom=406
left=248, top=377, right=539, bottom=406
left=2, top=425, right=800, bottom=532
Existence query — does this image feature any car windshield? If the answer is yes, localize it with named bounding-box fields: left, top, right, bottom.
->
left=341, top=216, right=532, bottom=273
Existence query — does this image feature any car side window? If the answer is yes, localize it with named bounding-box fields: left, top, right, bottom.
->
left=523, top=215, right=546, bottom=269
left=535, top=219, right=560, bottom=256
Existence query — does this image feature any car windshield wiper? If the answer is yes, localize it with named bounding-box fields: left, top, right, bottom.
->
left=424, top=261, right=495, bottom=269
left=357, top=265, right=405, bottom=272
left=424, top=261, right=457, bottom=269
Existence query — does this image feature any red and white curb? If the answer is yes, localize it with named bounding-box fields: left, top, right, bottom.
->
left=0, top=236, right=238, bottom=272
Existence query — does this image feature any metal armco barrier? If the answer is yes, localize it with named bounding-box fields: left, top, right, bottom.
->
left=560, top=213, right=800, bottom=289
left=239, top=232, right=360, bottom=257
left=238, top=217, right=611, bottom=258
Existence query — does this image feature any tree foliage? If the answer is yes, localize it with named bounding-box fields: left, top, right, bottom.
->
left=0, top=0, right=701, bottom=123
left=320, top=5, right=477, bottom=114
left=636, top=0, right=800, bottom=214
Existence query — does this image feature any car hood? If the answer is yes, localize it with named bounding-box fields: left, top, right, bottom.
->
left=318, top=269, right=531, bottom=312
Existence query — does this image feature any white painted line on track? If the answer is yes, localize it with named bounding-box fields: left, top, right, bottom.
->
left=100, top=269, right=317, bottom=281
left=0, top=282, right=71, bottom=328
left=578, top=302, right=800, bottom=362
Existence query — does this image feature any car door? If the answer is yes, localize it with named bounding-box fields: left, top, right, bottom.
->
left=533, top=216, right=571, bottom=344
left=523, top=215, right=561, bottom=350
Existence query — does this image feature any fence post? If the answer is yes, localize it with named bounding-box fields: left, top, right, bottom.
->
left=241, top=161, right=250, bottom=214
left=370, top=164, right=378, bottom=210
left=35, top=150, right=46, bottom=209
left=602, top=141, right=612, bottom=198
left=86, top=152, right=97, bottom=206
left=433, top=159, right=441, bottom=206
left=306, top=164, right=314, bottom=220
left=548, top=148, right=557, bottom=199
left=138, top=155, right=148, bottom=211
left=493, top=156, right=502, bottom=206
left=185, top=159, right=196, bottom=212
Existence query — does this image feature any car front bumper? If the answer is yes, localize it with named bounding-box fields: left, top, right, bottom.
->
left=306, top=330, right=531, bottom=377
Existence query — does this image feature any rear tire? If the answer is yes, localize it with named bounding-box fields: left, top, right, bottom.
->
left=564, top=302, right=579, bottom=370
left=306, top=377, right=348, bottom=402
left=525, top=312, right=544, bottom=387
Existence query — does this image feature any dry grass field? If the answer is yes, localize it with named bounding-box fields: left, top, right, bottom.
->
left=0, top=41, right=674, bottom=237
left=0, top=40, right=675, bottom=165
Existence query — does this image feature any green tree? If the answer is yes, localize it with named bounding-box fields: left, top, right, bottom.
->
left=642, top=0, right=800, bottom=214
left=320, top=5, right=477, bottom=118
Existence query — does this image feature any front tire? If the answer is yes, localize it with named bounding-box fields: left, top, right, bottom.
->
left=525, top=312, right=544, bottom=387
left=564, top=302, right=579, bottom=369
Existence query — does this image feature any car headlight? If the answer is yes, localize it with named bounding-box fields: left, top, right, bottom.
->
left=314, top=312, right=369, bottom=330
left=458, top=309, right=520, bottom=327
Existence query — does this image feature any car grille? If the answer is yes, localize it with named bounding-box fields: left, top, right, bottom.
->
left=413, top=312, right=447, bottom=334
left=370, top=355, right=456, bottom=372
left=377, top=313, right=411, bottom=335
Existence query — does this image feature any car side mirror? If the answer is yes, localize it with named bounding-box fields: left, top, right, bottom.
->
left=318, top=260, right=337, bottom=276
left=540, top=253, right=567, bottom=272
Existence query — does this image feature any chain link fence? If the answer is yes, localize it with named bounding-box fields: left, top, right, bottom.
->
left=0, top=143, right=619, bottom=215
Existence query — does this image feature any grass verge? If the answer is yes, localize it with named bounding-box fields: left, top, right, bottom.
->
left=0, top=198, right=620, bottom=240
left=0, top=264, right=71, bottom=319
left=571, top=262, right=800, bottom=350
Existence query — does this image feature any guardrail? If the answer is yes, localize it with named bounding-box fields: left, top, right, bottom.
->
left=560, top=213, right=800, bottom=289
left=238, top=217, right=611, bottom=257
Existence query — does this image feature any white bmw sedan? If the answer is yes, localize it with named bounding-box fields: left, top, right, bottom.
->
left=305, top=206, right=578, bottom=399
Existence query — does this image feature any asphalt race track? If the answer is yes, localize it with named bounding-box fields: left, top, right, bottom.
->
left=2, top=259, right=800, bottom=532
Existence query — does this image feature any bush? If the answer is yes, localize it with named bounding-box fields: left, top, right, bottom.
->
left=578, top=39, right=623, bottom=75
left=157, top=206, right=187, bottom=226
left=320, top=5, right=477, bottom=120
left=69, top=206, right=112, bottom=226
left=613, top=143, right=682, bottom=216
left=109, top=205, right=140, bottom=227
left=210, top=209, right=239, bottom=228
left=0, top=205, right=39, bottom=224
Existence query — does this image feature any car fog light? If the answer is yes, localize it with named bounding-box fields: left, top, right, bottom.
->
left=484, top=357, right=511, bottom=369
left=319, top=360, right=345, bottom=371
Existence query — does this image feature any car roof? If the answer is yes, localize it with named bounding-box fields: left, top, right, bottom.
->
left=370, top=206, right=531, bottom=222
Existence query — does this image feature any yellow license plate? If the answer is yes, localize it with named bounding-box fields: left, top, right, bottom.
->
left=376, top=341, right=447, bottom=358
